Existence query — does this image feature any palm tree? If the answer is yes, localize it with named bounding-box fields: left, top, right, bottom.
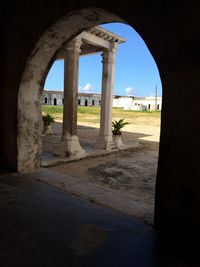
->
left=112, top=118, right=129, bottom=135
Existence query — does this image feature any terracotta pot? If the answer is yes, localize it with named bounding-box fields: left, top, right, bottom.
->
left=43, top=124, right=53, bottom=135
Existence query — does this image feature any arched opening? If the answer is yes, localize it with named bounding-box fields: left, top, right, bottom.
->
left=17, top=8, right=162, bottom=224
left=18, top=8, right=124, bottom=171
left=53, top=98, right=57, bottom=106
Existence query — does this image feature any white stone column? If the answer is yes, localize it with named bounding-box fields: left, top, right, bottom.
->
left=54, top=38, right=85, bottom=157
left=95, top=43, right=117, bottom=149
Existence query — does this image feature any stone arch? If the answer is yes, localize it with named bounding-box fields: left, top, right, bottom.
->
left=17, top=8, right=125, bottom=171
left=17, top=7, right=162, bottom=172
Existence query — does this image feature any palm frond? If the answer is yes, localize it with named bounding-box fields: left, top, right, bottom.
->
left=112, top=118, right=129, bottom=134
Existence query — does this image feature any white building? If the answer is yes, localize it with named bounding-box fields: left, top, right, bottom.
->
left=124, top=96, right=162, bottom=111
left=43, top=90, right=101, bottom=106
left=42, top=90, right=162, bottom=110
left=112, top=95, right=134, bottom=108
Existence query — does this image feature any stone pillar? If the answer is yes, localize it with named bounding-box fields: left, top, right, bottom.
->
left=55, top=38, right=85, bottom=157
left=95, top=43, right=117, bottom=149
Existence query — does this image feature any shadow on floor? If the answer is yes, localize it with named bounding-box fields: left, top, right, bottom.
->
left=42, top=122, right=156, bottom=166
left=0, top=172, right=199, bottom=267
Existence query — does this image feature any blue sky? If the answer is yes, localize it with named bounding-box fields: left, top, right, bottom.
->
left=44, top=23, right=162, bottom=97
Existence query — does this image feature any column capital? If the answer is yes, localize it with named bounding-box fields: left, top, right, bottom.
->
left=101, top=43, right=118, bottom=63
left=65, top=38, right=82, bottom=54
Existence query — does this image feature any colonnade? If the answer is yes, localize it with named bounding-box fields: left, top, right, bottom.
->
left=55, top=38, right=117, bottom=157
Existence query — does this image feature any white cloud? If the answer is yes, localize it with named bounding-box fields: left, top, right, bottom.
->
left=126, top=87, right=135, bottom=96
left=79, top=83, right=93, bottom=93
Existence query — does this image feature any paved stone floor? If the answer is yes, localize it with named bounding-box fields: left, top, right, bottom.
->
left=0, top=172, right=199, bottom=267
left=41, top=123, right=140, bottom=167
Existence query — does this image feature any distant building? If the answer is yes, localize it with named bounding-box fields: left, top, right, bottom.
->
left=113, top=95, right=134, bottom=108
left=124, top=96, right=162, bottom=111
left=42, top=90, right=101, bottom=107
left=42, top=90, right=162, bottom=110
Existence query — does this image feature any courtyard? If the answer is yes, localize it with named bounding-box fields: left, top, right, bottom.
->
left=38, top=107, right=160, bottom=225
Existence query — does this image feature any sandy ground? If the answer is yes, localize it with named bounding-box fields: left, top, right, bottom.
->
left=41, top=119, right=160, bottom=225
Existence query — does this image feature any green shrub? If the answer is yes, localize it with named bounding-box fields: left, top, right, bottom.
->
left=42, top=113, right=55, bottom=125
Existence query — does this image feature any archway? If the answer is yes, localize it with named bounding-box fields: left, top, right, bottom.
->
left=16, top=5, right=163, bottom=226
left=17, top=8, right=124, bottom=171
left=17, top=8, right=162, bottom=215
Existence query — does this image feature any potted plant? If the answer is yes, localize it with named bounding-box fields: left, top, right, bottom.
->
left=42, top=113, right=55, bottom=135
left=112, top=118, right=129, bottom=147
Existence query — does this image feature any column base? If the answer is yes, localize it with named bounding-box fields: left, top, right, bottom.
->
left=94, top=134, right=114, bottom=150
left=54, top=135, right=85, bottom=158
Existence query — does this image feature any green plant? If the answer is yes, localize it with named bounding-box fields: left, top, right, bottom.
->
left=112, top=118, right=129, bottom=135
left=42, top=113, right=55, bottom=125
